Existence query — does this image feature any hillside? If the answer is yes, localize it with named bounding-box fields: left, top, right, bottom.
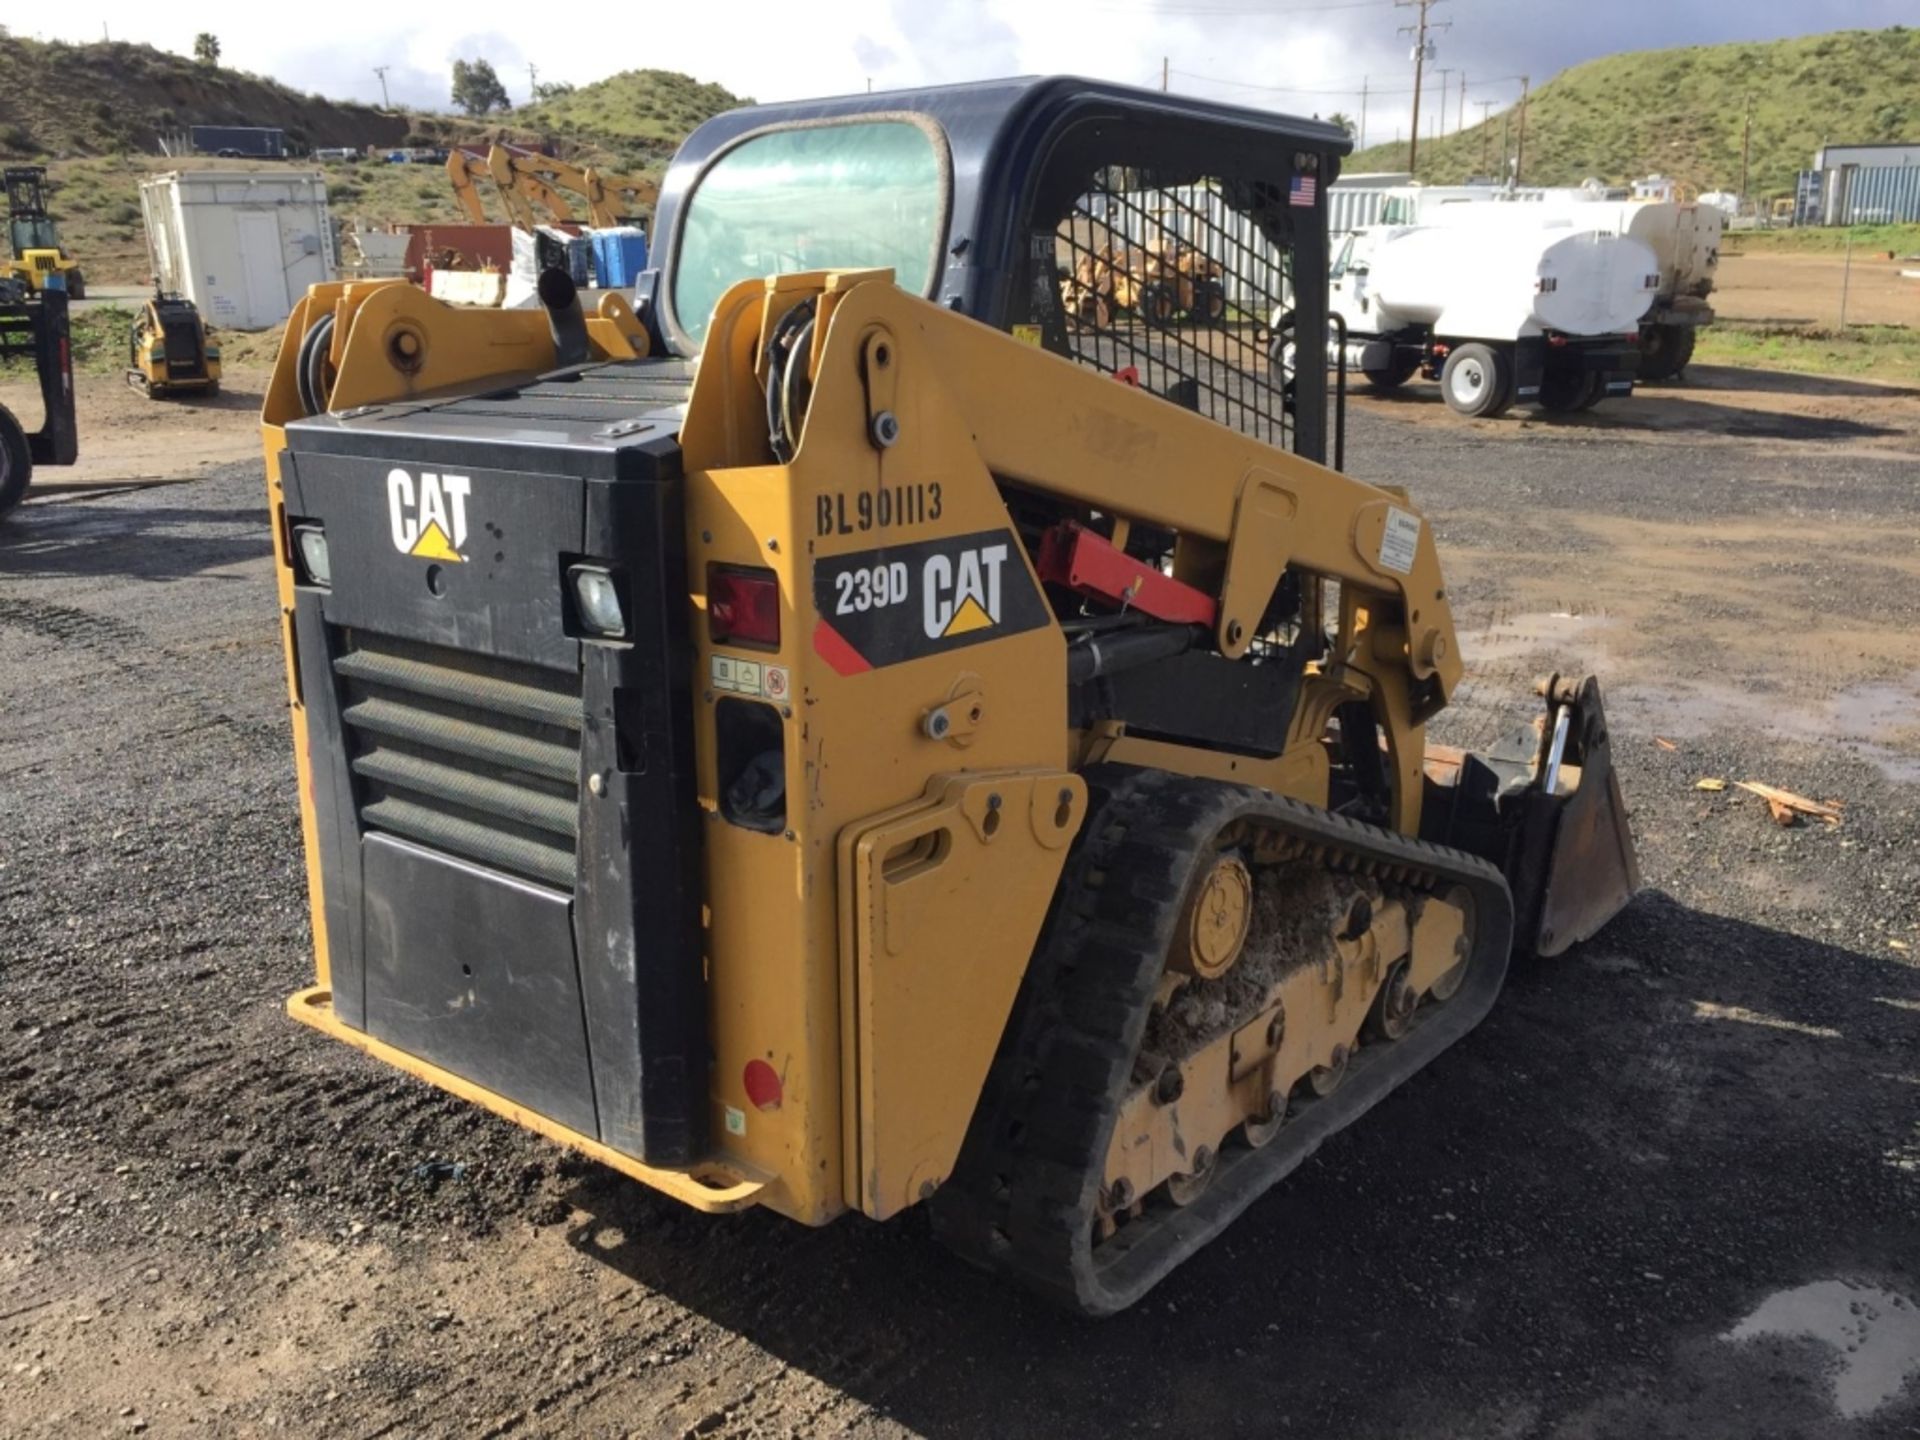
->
left=516, top=70, right=748, bottom=164
left=0, top=35, right=408, bottom=158
left=1348, top=26, right=1920, bottom=198
left=406, top=69, right=746, bottom=177
left=5, top=54, right=747, bottom=285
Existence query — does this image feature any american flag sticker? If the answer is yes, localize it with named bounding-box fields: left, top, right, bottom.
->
left=1290, top=174, right=1318, bottom=207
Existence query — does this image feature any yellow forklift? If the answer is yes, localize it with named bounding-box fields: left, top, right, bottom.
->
left=0, top=280, right=79, bottom=516
left=4, top=167, right=85, bottom=298
left=260, top=78, right=1638, bottom=1314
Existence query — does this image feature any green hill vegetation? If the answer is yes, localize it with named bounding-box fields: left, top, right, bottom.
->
left=1, top=43, right=746, bottom=284
left=0, top=34, right=407, bottom=157
left=518, top=70, right=748, bottom=161
left=1349, top=26, right=1920, bottom=199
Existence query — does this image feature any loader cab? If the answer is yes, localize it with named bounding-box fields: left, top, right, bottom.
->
left=647, top=78, right=1351, bottom=463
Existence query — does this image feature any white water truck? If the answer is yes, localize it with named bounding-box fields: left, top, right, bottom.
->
left=1339, top=180, right=1722, bottom=382
left=1311, top=216, right=1661, bottom=418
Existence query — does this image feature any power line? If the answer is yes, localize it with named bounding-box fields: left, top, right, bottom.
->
left=1169, top=67, right=1420, bottom=97
left=1089, top=0, right=1392, bottom=13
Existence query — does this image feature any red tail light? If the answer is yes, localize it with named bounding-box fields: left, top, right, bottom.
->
left=709, top=564, right=781, bottom=648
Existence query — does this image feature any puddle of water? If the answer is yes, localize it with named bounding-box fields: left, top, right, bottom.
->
left=1465, top=610, right=1610, bottom=661
left=1617, top=671, right=1920, bottom=785
left=1724, top=1279, right=1920, bottom=1419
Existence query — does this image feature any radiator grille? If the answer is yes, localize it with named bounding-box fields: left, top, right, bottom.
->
left=334, top=633, right=583, bottom=891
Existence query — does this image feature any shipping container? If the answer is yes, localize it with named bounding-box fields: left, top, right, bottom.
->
left=189, top=126, right=287, bottom=159
left=139, top=171, right=335, bottom=330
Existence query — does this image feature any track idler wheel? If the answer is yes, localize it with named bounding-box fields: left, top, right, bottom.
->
left=1365, top=960, right=1417, bottom=1042
left=1166, top=1145, right=1216, bottom=1206
left=1171, top=852, right=1253, bottom=980
left=1308, top=1044, right=1350, bottom=1096
left=1242, top=1088, right=1290, bottom=1149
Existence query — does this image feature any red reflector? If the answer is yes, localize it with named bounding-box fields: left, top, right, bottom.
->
left=709, top=565, right=780, bottom=648
left=743, top=1059, right=782, bottom=1111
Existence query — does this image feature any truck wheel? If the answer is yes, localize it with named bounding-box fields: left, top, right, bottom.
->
left=1668, top=325, right=1697, bottom=378
left=66, top=269, right=86, bottom=301
left=1440, top=344, right=1512, bottom=418
left=1637, top=324, right=1685, bottom=382
left=0, top=403, right=33, bottom=519
left=1362, top=361, right=1418, bottom=392
left=1538, top=368, right=1603, bottom=414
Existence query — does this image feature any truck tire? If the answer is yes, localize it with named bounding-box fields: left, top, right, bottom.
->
left=66, top=269, right=86, bottom=301
left=1440, top=344, right=1512, bottom=418
left=1538, top=368, right=1604, bottom=413
left=1637, top=323, right=1689, bottom=383
left=0, top=403, right=33, bottom=519
left=1667, top=325, right=1697, bottom=378
left=1363, top=361, right=1418, bottom=392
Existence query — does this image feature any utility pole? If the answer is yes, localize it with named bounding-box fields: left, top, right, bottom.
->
left=373, top=65, right=391, bottom=109
left=1515, top=75, right=1530, bottom=184
left=1458, top=73, right=1466, bottom=134
left=527, top=62, right=539, bottom=104
left=1739, top=94, right=1753, bottom=207
left=1359, top=75, right=1369, bottom=149
left=1434, top=67, right=1455, bottom=140
left=1162, top=56, right=1169, bottom=92
left=1476, top=99, right=1495, bottom=175
left=1396, top=0, right=1450, bottom=176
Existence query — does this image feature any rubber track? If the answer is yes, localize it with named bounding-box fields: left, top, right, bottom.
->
left=931, top=764, right=1516, bottom=1316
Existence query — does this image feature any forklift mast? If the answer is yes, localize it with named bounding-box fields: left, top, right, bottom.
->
left=5, top=166, right=60, bottom=254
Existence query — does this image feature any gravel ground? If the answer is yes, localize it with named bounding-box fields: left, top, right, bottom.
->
left=2, top=395, right=1918, bottom=1438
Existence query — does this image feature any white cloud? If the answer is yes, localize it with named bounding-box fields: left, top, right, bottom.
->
left=38, top=0, right=1920, bottom=158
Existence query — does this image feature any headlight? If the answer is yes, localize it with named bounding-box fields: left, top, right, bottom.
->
left=293, top=523, right=331, bottom=588
left=569, top=564, right=626, bottom=638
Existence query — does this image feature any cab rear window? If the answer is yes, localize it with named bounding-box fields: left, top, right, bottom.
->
left=671, top=120, right=945, bottom=346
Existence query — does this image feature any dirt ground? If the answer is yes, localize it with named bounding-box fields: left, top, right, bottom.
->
left=1713, top=247, right=1920, bottom=330
left=2, top=362, right=1918, bottom=1439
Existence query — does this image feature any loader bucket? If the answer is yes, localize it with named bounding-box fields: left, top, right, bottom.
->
left=1421, top=673, right=1641, bottom=957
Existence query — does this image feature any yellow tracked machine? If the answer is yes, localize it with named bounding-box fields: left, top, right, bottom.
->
left=261, top=79, right=1638, bottom=1314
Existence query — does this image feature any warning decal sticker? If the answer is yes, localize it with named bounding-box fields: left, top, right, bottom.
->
left=812, top=528, right=1050, bottom=674
left=1378, top=506, right=1422, bottom=576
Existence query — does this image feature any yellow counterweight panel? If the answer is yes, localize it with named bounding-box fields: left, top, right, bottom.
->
left=838, top=770, right=1086, bottom=1219
left=681, top=272, right=1072, bottom=1224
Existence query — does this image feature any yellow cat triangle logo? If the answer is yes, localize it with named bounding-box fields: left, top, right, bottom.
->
left=409, top=520, right=464, bottom=562
left=942, top=595, right=993, bottom=636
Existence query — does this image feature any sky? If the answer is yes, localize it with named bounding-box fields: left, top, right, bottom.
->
left=25, top=0, right=1920, bottom=149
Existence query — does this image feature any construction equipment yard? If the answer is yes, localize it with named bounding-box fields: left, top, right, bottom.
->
left=2, top=359, right=1917, bottom=1436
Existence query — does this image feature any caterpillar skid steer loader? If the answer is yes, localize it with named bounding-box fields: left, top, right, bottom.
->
left=261, top=78, right=1639, bottom=1315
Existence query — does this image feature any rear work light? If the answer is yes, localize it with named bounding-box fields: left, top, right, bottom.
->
left=709, top=565, right=780, bottom=649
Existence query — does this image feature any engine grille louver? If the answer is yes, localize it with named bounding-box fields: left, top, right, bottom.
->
left=333, top=633, right=582, bottom=891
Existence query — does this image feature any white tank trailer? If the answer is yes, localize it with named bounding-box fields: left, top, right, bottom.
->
left=1338, top=181, right=1722, bottom=381
left=1315, top=219, right=1660, bottom=417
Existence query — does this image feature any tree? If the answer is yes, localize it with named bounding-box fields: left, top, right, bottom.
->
left=533, top=81, right=576, bottom=102
left=451, top=58, right=511, bottom=116
left=1326, top=111, right=1357, bottom=140
left=193, top=33, right=220, bottom=66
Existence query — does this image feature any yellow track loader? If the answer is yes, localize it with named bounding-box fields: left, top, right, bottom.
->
left=128, top=289, right=221, bottom=399
left=260, top=79, right=1638, bottom=1315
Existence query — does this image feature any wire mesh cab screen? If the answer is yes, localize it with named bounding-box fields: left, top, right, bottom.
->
left=1045, top=166, right=1303, bottom=453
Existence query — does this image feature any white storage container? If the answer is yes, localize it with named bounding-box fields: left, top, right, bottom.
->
left=139, top=170, right=335, bottom=330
